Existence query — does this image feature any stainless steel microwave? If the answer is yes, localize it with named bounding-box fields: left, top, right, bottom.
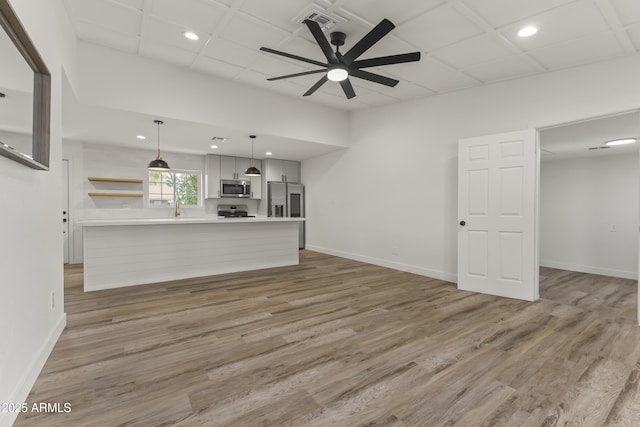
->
left=221, top=179, right=251, bottom=198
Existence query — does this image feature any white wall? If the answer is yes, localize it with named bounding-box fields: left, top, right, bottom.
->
left=304, top=55, right=640, bottom=283
left=63, top=140, right=263, bottom=263
left=76, top=42, right=350, bottom=148
left=540, top=154, right=638, bottom=279
left=0, top=1, right=76, bottom=426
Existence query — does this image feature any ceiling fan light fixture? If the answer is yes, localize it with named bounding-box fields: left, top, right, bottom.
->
left=327, top=67, right=348, bottom=82
left=148, top=120, right=170, bottom=171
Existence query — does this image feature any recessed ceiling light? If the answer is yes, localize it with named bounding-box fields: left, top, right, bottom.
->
left=184, top=31, right=199, bottom=41
left=518, top=26, right=538, bottom=37
left=210, top=145, right=218, bottom=149
left=136, top=135, right=146, bottom=140
left=605, top=138, right=637, bottom=146
left=265, top=152, right=273, bottom=156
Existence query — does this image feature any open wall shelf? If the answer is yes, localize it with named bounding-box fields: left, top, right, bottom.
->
left=88, top=177, right=143, bottom=183
left=88, top=193, right=143, bottom=198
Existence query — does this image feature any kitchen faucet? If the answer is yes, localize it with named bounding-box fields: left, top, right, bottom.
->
left=174, top=197, right=180, bottom=217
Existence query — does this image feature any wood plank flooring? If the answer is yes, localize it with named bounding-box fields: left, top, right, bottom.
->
left=14, top=252, right=640, bottom=426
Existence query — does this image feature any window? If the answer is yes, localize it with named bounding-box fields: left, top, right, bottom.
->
left=148, top=170, right=201, bottom=207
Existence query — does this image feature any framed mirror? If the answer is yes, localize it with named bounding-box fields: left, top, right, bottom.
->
left=0, top=0, right=50, bottom=170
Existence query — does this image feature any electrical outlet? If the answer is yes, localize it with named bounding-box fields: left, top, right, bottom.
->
left=610, top=224, right=617, bottom=232
left=391, top=246, right=399, bottom=256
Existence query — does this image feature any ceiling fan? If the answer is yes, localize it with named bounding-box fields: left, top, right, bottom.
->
left=259, top=18, right=421, bottom=99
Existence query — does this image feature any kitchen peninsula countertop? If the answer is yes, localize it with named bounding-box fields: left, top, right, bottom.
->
left=78, top=216, right=304, bottom=226
left=80, top=216, right=304, bottom=291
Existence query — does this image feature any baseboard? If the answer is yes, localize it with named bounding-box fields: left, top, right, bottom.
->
left=306, top=245, right=457, bottom=283
left=540, top=260, right=638, bottom=280
left=1, top=313, right=66, bottom=427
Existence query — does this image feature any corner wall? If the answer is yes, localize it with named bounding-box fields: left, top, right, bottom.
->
left=0, top=1, right=77, bottom=426
left=303, top=55, right=640, bottom=283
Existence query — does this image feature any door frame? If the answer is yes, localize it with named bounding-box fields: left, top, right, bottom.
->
left=530, top=108, right=640, bottom=326
left=62, top=157, right=74, bottom=264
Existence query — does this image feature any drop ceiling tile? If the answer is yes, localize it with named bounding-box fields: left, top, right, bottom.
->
left=233, top=69, right=277, bottom=88
left=393, top=3, right=483, bottom=52
left=191, top=56, right=244, bottom=79
left=464, top=55, right=538, bottom=82
left=432, top=34, right=513, bottom=69
left=462, top=0, right=576, bottom=28
left=68, top=0, right=141, bottom=36
left=610, top=0, right=640, bottom=26
left=143, top=42, right=198, bottom=67
left=240, top=0, right=312, bottom=32
left=338, top=0, right=444, bottom=26
left=143, top=18, right=207, bottom=53
left=385, top=57, right=477, bottom=93
left=253, top=56, right=310, bottom=78
left=204, top=39, right=260, bottom=68
left=151, top=0, right=227, bottom=34
left=348, top=88, right=398, bottom=106
left=75, top=22, right=139, bottom=54
left=530, top=32, right=625, bottom=69
left=111, top=0, right=144, bottom=11
left=219, top=14, right=289, bottom=51
left=625, top=23, right=640, bottom=50
left=272, top=37, right=327, bottom=65
left=500, top=2, right=610, bottom=51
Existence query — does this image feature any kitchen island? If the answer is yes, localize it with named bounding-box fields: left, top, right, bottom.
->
left=78, top=217, right=305, bottom=291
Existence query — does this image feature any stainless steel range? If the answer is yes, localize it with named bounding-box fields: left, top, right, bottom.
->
left=217, top=204, right=255, bottom=218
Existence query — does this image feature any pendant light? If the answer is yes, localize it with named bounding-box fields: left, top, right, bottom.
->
left=147, top=120, right=170, bottom=170
left=244, top=134, right=261, bottom=176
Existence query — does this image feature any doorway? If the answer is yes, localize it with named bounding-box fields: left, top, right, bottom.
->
left=62, top=158, right=70, bottom=264
left=538, top=111, right=639, bottom=323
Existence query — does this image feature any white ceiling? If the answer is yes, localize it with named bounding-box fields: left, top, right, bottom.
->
left=63, top=0, right=640, bottom=110
left=540, top=111, right=639, bottom=161
left=5, top=0, right=640, bottom=160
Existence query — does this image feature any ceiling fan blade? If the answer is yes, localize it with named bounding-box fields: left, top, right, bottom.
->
left=304, top=20, right=339, bottom=65
left=351, top=52, right=421, bottom=69
left=304, top=75, right=329, bottom=96
left=349, top=69, right=399, bottom=87
left=340, top=78, right=356, bottom=99
left=259, top=47, right=328, bottom=68
left=267, top=69, right=328, bottom=81
left=342, top=18, right=395, bottom=65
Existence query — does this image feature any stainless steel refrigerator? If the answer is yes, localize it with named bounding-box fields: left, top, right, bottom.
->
left=268, top=181, right=305, bottom=249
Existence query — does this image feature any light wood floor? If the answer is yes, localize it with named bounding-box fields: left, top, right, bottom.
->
left=15, top=251, right=640, bottom=426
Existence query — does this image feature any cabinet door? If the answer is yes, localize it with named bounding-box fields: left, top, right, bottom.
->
left=265, top=159, right=284, bottom=182
left=283, top=160, right=300, bottom=183
left=205, top=154, right=221, bottom=198
left=250, top=160, right=262, bottom=199
left=235, top=157, right=251, bottom=177
left=220, top=156, right=238, bottom=180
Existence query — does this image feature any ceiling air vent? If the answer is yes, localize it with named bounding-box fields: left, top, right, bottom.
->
left=292, top=4, right=346, bottom=31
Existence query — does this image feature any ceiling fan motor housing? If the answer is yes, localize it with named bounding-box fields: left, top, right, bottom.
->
left=330, top=31, right=346, bottom=47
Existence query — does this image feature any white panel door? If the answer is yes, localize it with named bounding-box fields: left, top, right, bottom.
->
left=457, top=130, right=538, bottom=301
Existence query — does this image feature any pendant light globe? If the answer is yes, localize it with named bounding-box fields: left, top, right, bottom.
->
left=148, top=120, right=170, bottom=171
left=244, top=134, right=261, bottom=176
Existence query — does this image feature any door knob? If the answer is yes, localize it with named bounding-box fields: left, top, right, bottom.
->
left=459, top=221, right=466, bottom=226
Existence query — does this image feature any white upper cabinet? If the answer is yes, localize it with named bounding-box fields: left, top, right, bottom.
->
left=220, top=156, right=251, bottom=180
left=205, top=154, right=221, bottom=199
left=265, top=159, right=300, bottom=183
